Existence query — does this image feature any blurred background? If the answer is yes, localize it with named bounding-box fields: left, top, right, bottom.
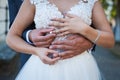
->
left=0, top=0, right=120, bottom=80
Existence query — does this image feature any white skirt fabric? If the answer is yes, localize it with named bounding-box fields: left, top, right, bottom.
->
left=16, top=51, right=102, bottom=80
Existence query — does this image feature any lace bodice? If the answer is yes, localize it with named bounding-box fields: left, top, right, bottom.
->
left=30, top=0, right=98, bottom=29
left=30, top=0, right=98, bottom=52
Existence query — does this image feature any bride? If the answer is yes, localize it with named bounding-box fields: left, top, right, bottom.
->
left=6, top=0, right=114, bottom=80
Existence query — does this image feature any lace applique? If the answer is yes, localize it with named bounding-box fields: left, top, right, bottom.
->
left=33, top=0, right=98, bottom=29
left=30, top=0, right=46, bottom=5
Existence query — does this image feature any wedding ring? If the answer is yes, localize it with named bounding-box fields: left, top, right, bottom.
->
left=49, top=31, right=53, bottom=34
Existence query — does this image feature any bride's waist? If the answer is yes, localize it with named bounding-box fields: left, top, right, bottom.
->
left=60, top=51, right=92, bottom=60
left=32, top=51, right=92, bottom=61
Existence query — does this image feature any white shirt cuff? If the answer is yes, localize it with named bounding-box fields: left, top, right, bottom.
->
left=26, top=30, right=33, bottom=44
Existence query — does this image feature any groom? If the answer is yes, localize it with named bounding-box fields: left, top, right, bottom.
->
left=8, top=0, right=93, bottom=67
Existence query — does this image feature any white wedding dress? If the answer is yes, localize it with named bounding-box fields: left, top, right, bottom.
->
left=16, top=0, right=102, bottom=80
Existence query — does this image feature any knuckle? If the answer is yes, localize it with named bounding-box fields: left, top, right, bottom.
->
left=60, top=53, right=65, bottom=56
left=37, top=43, right=43, bottom=47
left=36, top=36, right=40, bottom=40
left=59, top=45, right=65, bottom=49
left=55, top=22, right=58, bottom=25
left=46, top=40, right=50, bottom=44
left=32, top=38, right=36, bottom=42
left=71, top=41, right=75, bottom=45
left=46, top=45, right=50, bottom=47
left=34, top=42, right=39, bottom=46
left=41, top=58, right=46, bottom=63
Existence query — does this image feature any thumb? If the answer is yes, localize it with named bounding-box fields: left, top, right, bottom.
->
left=48, top=49, right=59, bottom=54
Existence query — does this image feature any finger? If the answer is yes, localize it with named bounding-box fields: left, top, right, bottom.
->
left=44, top=55, right=60, bottom=64
left=60, top=51, right=79, bottom=59
left=61, top=54, right=74, bottom=59
left=57, top=31, right=70, bottom=37
left=42, top=56, right=55, bottom=64
left=51, top=18, right=68, bottom=23
left=59, top=51, right=73, bottom=58
left=34, top=37, right=54, bottom=47
left=40, top=28, right=55, bottom=34
left=52, top=53, right=59, bottom=58
left=66, top=13, right=78, bottom=18
left=66, top=34, right=80, bottom=40
left=36, top=44, right=50, bottom=48
left=51, top=40, right=74, bottom=46
left=32, top=36, right=47, bottom=42
left=48, top=49, right=59, bottom=54
left=49, top=45, right=73, bottom=51
left=34, top=42, right=51, bottom=47
left=49, top=21, right=67, bottom=28
left=53, top=27, right=69, bottom=34
left=33, top=34, right=56, bottom=42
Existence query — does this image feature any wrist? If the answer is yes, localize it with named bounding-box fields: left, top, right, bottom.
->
left=81, top=26, right=99, bottom=43
left=80, top=24, right=89, bottom=36
left=33, top=47, right=41, bottom=56
left=92, top=30, right=101, bottom=44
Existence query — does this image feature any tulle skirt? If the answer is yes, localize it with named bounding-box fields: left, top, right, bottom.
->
left=16, top=51, right=102, bottom=80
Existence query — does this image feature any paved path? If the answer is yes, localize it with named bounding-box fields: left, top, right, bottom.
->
left=93, top=46, right=120, bottom=80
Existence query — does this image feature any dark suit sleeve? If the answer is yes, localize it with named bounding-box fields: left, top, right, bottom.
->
left=8, top=0, right=22, bottom=27
left=22, top=22, right=35, bottom=41
left=8, top=0, right=35, bottom=41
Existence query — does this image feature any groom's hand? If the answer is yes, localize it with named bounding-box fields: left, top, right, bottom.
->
left=50, top=34, right=93, bottom=59
left=29, top=28, right=56, bottom=48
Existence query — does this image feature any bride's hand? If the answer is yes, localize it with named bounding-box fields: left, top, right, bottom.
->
left=34, top=48, right=60, bottom=65
left=49, top=14, right=88, bottom=36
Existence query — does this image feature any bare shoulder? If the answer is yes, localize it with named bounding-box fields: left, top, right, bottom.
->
left=92, top=0, right=111, bottom=30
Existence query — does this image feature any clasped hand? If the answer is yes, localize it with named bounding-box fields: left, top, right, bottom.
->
left=30, top=14, right=92, bottom=65
left=49, top=13, right=88, bottom=36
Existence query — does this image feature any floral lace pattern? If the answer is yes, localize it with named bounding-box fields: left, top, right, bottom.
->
left=30, top=0, right=98, bottom=29
left=30, top=0, right=98, bottom=52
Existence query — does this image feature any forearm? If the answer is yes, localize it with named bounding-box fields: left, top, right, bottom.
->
left=81, top=25, right=114, bottom=48
left=6, top=33, right=37, bottom=55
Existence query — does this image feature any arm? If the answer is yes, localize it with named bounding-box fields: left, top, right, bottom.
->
left=7, top=0, right=35, bottom=54
left=50, top=34, right=93, bottom=59
left=28, top=28, right=56, bottom=47
left=8, top=0, right=36, bottom=42
left=49, top=1, right=115, bottom=48
left=8, top=0, right=57, bottom=49
left=77, top=1, right=115, bottom=48
left=22, top=22, right=35, bottom=42
left=6, top=0, right=60, bottom=64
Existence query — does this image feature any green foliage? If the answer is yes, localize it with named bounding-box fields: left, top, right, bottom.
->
left=100, top=0, right=117, bottom=20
